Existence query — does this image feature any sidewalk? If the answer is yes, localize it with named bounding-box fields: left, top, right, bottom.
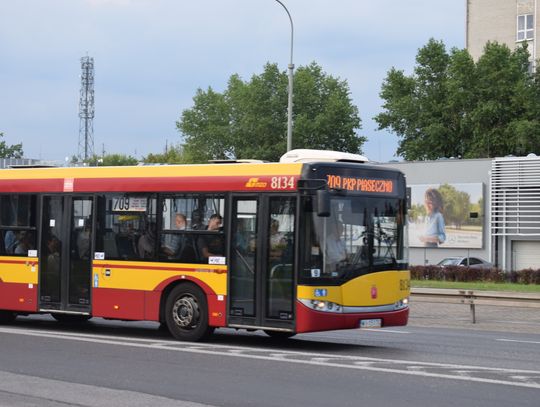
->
left=409, top=299, right=540, bottom=334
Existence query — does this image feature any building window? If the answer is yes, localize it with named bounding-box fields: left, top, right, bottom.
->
left=517, top=14, right=534, bottom=41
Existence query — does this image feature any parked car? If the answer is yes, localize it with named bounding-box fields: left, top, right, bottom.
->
left=437, top=257, right=492, bottom=269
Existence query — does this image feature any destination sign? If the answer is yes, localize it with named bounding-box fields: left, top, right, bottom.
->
left=326, top=174, right=395, bottom=193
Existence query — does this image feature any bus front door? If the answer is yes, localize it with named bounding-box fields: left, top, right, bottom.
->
left=228, top=196, right=296, bottom=332
left=39, top=196, right=94, bottom=314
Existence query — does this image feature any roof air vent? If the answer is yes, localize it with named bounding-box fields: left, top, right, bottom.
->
left=279, top=149, right=369, bottom=163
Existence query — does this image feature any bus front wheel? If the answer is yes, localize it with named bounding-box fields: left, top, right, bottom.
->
left=0, top=311, right=16, bottom=324
left=165, top=284, right=214, bottom=342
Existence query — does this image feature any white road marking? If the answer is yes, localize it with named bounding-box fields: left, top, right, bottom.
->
left=361, top=328, right=410, bottom=334
left=496, top=339, right=540, bottom=345
left=1, top=326, right=540, bottom=389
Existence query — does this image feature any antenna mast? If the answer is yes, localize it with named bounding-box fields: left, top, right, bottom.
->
left=78, top=56, right=95, bottom=162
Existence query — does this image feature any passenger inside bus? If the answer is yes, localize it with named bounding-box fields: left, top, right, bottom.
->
left=46, top=235, right=61, bottom=273
left=14, top=231, right=34, bottom=255
left=138, top=222, right=156, bottom=259
left=161, top=213, right=187, bottom=257
left=76, top=220, right=91, bottom=260
left=235, top=218, right=255, bottom=255
left=325, top=220, right=347, bottom=271
left=269, top=219, right=287, bottom=263
left=161, top=213, right=198, bottom=263
left=197, top=214, right=224, bottom=260
left=4, top=230, right=17, bottom=254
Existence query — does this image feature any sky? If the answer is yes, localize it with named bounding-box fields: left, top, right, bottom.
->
left=0, top=0, right=465, bottom=164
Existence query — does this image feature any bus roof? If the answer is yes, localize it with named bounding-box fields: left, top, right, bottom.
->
left=0, top=162, right=304, bottom=194
left=280, top=149, right=369, bottom=163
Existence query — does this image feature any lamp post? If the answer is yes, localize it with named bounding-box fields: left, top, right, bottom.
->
left=274, top=0, right=294, bottom=152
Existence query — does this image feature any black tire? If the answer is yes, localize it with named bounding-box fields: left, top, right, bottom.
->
left=264, top=330, right=296, bottom=340
left=165, top=284, right=214, bottom=341
left=52, top=314, right=91, bottom=324
left=0, top=311, right=17, bottom=324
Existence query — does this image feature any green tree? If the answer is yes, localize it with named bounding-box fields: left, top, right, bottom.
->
left=376, top=39, right=540, bottom=159
left=87, top=154, right=139, bottom=166
left=438, top=183, right=471, bottom=229
left=178, top=62, right=365, bottom=163
left=408, top=203, right=426, bottom=223
left=470, top=42, right=531, bottom=157
left=144, top=143, right=188, bottom=164
left=0, top=132, right=23, bottom=158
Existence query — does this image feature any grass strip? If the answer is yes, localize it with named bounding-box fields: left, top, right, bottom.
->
left=411, top=279, right=540, bottom=293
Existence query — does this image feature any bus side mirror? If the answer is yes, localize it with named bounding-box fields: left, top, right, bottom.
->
left=317, top=190, right=330, bottom=217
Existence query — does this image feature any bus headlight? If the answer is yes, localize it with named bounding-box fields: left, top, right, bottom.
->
left=394, top=297, right=409, bottom=310
left=299, top=299, right=342, bottom=313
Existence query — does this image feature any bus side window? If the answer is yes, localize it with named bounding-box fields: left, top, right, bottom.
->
left=0, top=195, right=37, bottom=257
left=96, top=194, right=157, bottom=261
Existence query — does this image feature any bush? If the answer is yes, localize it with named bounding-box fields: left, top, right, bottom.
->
left=410, top=265, right=540, bottom=284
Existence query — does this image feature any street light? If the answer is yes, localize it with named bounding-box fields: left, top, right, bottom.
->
left=274, top=0, right=294, bottom=152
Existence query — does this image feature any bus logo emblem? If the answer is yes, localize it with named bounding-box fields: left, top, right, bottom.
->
left=245, top=178, right=267, bottom=188
left=371, top=285, right=378, bottom=299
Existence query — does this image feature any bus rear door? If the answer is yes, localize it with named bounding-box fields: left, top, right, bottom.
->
left=39, top=195, right=94, bottom=315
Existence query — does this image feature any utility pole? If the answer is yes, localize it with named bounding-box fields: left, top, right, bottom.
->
left=274, top=0, right=294, bottom=152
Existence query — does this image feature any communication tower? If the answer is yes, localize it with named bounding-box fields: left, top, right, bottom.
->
left=78, top=56, right=95, bottom=161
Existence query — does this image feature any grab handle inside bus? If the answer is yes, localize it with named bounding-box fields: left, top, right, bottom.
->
left=317, top=190, right=330, bottom=217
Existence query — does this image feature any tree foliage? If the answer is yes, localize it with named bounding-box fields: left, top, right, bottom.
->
left=178, top=62, right=365, bottom=162
left=376, top=39, right=540, bottom=159
left=86, top=154, right=139, bottom=166
left=0, top=132, right=23, bottom=158
left=438, top=183, right=471, bottom=229
left=144, top=143, right=188, bottom=164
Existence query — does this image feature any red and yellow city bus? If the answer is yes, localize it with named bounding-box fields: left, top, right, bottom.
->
left=0, top=149, right=409, bottom=341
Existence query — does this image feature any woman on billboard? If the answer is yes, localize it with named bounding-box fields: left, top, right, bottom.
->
left=420, top=188, right=446, bottom=247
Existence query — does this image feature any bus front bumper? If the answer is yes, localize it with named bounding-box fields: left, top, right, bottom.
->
left=295, top=300, right=409, bottom=333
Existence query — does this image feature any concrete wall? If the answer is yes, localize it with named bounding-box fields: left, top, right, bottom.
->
left=467, top=0, right=536, bottom=62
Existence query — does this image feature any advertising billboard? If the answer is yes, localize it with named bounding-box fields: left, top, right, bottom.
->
left=408, top=183, right=483, bottom=248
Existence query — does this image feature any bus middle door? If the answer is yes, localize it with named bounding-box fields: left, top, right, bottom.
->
left=228, top=195, right=296, bottom=332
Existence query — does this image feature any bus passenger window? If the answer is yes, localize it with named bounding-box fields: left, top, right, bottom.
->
left=0, top=195, right=37, bottom=257
left=197, top=214, right=225, bottom=261
left=96, top=194, right=157, bottom=261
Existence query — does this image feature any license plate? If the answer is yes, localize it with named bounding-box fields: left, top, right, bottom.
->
left=360, top=319, right=382, bottom=328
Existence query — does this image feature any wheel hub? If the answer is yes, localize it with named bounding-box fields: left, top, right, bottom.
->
left=172, top=295, right=200, bottom=328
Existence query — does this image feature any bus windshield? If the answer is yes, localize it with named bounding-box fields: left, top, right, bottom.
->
left=301, top=195, right=407, bottom=285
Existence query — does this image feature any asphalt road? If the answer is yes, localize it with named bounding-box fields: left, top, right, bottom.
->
left=0, top=303, right=539, bottom=407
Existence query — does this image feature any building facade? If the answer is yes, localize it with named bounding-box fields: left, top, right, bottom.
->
left=0, top=158, right=43, bottom=169
left=380, top=155, right=540, bottom=271
left=381, top=159, right=492, bottom=267
left=491, top=155, right=540, bottom=271
left=467, top=0, right=538, bottom=64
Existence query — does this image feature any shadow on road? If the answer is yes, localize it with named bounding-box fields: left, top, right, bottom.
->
left=7, top=314, right=395, bottom=354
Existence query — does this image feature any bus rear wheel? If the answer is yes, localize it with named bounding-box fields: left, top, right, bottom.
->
left=165, top=284, right=214, bottom=342
left=0, top=311, right=17, bottom=324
